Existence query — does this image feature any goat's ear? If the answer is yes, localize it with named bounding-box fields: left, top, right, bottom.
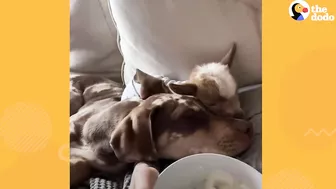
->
left=220, top=43, right=236, bottom=68
left=168, top=83, right=198, bottom=96
left=134, top=69, right=164, bottom=99
left=110, top=108, right=158, bottom=162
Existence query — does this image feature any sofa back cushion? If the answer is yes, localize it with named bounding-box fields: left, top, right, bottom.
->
left=70, top=0, right=123, bottom=82
left=109, top=0, right=261, bottom=87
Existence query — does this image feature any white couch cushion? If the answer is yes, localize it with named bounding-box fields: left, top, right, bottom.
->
left=70, top=0, right=123, bottom=82
left=109, top=0, right=261, bottom=87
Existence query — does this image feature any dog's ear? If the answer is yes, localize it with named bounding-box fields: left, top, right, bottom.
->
left=134, top=69, right=157, bottom=84
left=168, top=83, right=198, bottom=96
left=220, top=43, right=236, bottom=68
left=134, top=69, right=165, bottom=99
left=110, top=106, right=158, bottom=162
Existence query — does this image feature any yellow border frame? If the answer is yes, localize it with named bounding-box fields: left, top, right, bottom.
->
left=263, top=0, right=336, bottom=188
left=0, top=1, right=69, bottom=188
left=1, top=0, right=336, bottom=188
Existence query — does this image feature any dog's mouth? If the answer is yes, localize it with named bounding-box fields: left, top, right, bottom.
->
left=237, top=120, right=254, bottom=138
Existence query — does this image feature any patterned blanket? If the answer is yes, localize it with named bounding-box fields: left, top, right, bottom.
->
left=70, top=75, right=176, bottom=189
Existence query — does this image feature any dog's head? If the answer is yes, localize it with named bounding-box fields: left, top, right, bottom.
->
left=110, top=93, right=252, bottom=161
left=168, top=44, right=244, bottom=118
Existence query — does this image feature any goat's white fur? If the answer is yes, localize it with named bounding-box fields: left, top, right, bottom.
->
left=193, top=62, right=237, bottom=99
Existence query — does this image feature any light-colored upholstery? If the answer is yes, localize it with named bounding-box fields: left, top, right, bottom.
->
left=70, top=0, right=123, bottom=82
left=109, top=0, right=261, bottom=87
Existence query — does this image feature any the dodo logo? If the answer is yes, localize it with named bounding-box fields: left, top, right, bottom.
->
left=289, top=0, right=335, bottom=21
left=289, top=0, right=310, bottom=21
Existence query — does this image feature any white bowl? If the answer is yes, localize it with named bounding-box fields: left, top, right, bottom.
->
left=154, top=153, right=261, bottom=189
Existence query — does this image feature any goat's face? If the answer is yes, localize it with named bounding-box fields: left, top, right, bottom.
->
left=169, top=44, right=244, bottom=118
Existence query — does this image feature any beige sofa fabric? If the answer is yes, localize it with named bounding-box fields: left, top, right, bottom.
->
left=109, top=0, right=261, bottom=87
left=238, top=87, right=261, bottom=172
left=70, top=0, right=123, bottom=82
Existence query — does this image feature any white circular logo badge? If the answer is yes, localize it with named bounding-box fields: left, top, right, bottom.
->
left=289, top=0, right=310, bottom=21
